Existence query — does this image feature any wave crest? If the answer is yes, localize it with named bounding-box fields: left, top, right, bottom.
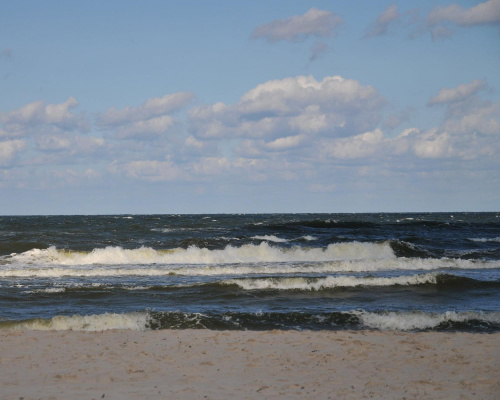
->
left=357, top=310, right=500, bottom=331
left=225, top=273, right=440, bottom=291
left=0, top=312, right=150, bottom=331
left=2, top=310, right=499, bottom=332
left=6, top=241, right=396, bottom=266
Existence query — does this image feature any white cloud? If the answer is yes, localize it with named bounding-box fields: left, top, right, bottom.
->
left=36, top=135, right=71, bottom=151
left=264, top=134, right=306, bottom=151
left=98, top=92, right=193, bottom=140
left=189, top=75, right=385, bottom=141
left=0, top=139, right=26, bottom=166
left=419, top=0, right=500, bottom=39
left=443, top=102, right=500, bottom=136
left=185, top=136, right=204, bottom=149
left=190, top=157, right=231, bottom=176
left=427, top=0, right=500, bottom=27
left=427, top=80, right=500, bottom=137
left=252, top=8, right=343, bottom=42
left=36, top=133, right=105, bottom=154
left=365, top=4, right=399, bottom=38
left=99, top=92, right=193, bottom=127
left=428, top=79, right=486, bottom=105
left=320, top=129, right=385, bottom=160
left=0, top=97, right=89, bottom=136
left=115, top=115, right=175, bottom=139
left=413, top=130, right=453, bottom=158
left=314, top=119, right=499, bottom=166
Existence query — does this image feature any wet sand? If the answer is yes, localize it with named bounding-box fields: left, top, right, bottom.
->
left=1, top=329, right=498, bottom=399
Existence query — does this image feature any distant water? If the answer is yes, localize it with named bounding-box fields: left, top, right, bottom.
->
left=1, top=213, right=499, bottom=332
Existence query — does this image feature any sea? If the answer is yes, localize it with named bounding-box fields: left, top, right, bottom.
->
left=0, top=213, right=499, bottom=332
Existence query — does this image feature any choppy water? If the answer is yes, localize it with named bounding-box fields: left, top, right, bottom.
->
left=1, top=213, right=499, bottom=332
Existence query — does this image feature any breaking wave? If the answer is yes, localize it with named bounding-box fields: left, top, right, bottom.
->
left=469, top=237, right=500, bottom=243
left=223, top=273, right=498, bottom=291
left=1, top=258, right=498, bottom=278
left=225, top=274, right=439, bottom=291
left=356, top=310, right=500, bottom=331
left=0, top=312, right=150, bottom=331
left=2, top=310, right=499, bottom=332
left=4, top=241, right=395, bottom=266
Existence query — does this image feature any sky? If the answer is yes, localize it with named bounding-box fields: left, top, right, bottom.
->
left=1, top=0, right=499, bottom=214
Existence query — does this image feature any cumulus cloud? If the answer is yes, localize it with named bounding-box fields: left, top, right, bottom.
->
left=264, top=134, right=306, bottom=151
left=314, top=114, right=499, bottom=168
left=189, top=75, right=385, bottom=142
left=114, top=115, right=175, bottom=139
left=0, top=97, right=89, bottom=136
left=365, top=4, right=400, bottom=38
left=412, top=130, right=453, bottom=158
left=98, top=92, right=193, bottom=127
left=98, top=92, right=193, bottom=139
left=36, top=133, right=105, bottom=154
left=1, top=74, right=497, bottom=200
left=252, top=8, right=343, bottom=42
left=428, top=79, right=500, bottom=136
left=0, top=139, right=26, bottom=166
left=36, top=134, right=71, bottom=151
left=428, top=79, right=486, bottom=105
left=443, top=102, right=500, bottom=136
left=320, top=129, right=386, bottom=160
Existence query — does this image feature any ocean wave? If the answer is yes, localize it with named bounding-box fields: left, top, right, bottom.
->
left=300, top=235, right=317, bottom=241
left=1, top=257, right=498, bottom=278
left=225, top=273, right=441, bottom=291
left=0, top=312, right=150, bottom=331
left=3, top=310, right=500, bottom=332
left=12, top=272, right=498, bottom=294
left=356, top=310, right=500, bottom=331
left=469, top=237, right=500, bottom=243
left=4, top=241, right=396, bottom=266
left=251, top=235, right=288, bottom=243
left=223, top=273, right=500, bottom=291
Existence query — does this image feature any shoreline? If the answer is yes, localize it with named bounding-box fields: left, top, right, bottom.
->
left=1, top=329, right=498, bottom=399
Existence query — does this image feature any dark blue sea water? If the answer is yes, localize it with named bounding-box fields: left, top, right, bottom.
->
left=0, top=213, right=499, bottom=332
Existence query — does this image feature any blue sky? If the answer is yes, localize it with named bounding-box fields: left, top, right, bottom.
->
left=1, top=0, right=499, bottom=214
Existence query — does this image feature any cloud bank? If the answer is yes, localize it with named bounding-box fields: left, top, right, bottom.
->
left=1, top=74, right=499, bottom=191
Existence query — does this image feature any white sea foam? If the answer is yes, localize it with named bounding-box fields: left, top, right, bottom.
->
left=4, top=312, right=150, bottom=331
left=27, top=288, right=66, bottom=294
left=1, top=258, right=497, bottom=278
left=6, top=241, right=396, bottom=267
left=225, top=273, right=440, bottom=291
left=251, top=235, right=288, bottom=243
left=151, top=228, right=174, bottom=233
left=4, top=310, right=499, bottom=332
left=356, top=310, right=500, bottom=331
left=469, top=237, right=500, bottom=243
left=300, top=235, right=317, bottom=241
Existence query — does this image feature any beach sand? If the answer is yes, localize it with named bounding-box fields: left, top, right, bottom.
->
left=0, top=330, right=498, bottom=400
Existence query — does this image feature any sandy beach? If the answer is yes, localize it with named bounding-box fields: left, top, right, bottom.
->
left=0, top=330, right=498, bottom=400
